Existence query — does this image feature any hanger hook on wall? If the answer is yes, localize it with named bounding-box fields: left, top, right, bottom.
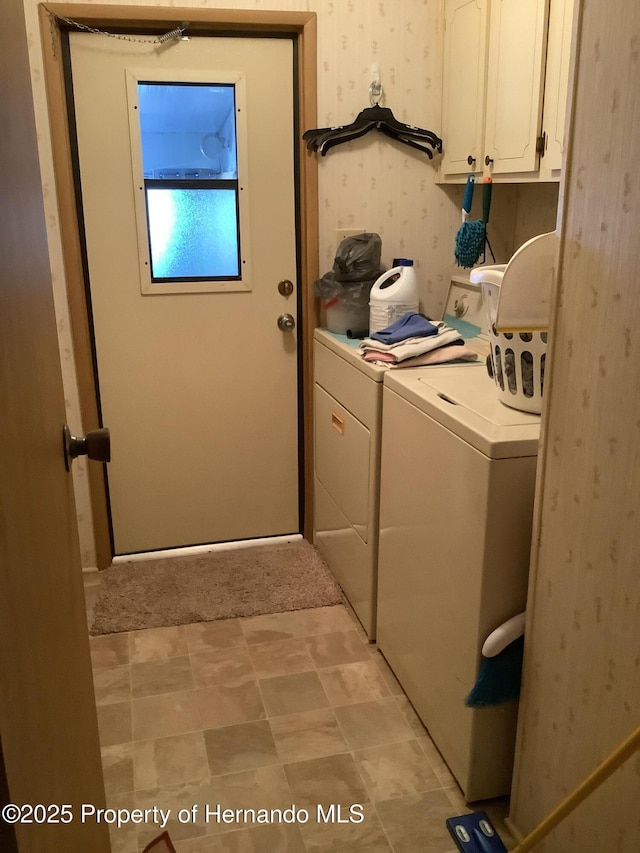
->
left=369, top=64, right=383, bottom=106
left=302, top=63, right=443, bottom=159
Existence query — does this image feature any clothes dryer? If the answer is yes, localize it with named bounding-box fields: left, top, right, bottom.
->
left=313, top=329, right=386, bottom=639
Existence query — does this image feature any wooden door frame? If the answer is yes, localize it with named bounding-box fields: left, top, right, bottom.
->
left=39, top=4, right=319, bottom=567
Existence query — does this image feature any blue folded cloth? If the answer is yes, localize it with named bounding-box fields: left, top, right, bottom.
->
left=370, top=312, right=438, bottom=344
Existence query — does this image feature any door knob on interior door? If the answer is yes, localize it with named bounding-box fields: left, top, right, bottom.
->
left=63, top=424, right=111, bottom=472
left=277, top=313, right=296, bottom=331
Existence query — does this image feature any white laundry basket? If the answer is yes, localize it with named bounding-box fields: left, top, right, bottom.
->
left=475, top=271, right=547, bottom=415
left=472, top=233, right=557, bottom=414
left=487, top=323, right=547, bottom=414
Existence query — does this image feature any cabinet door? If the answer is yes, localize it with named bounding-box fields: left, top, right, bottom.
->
left=441, top=0, right=489, bottom=177
left=540, top=0, right=575, bottom=172
left=484, top=0, right=550, bottom=174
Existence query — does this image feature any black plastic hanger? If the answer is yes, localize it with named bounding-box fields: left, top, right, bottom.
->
left=303, top=103, right=442, bottom=158
left=305, top=119, right=376, bottom=154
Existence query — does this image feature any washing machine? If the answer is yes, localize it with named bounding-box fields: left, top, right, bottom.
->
left=376, top=365, right=540, bottom=801
left=313, top=328, right=386, bottom=640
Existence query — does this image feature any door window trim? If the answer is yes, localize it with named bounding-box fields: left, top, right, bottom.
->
left=126, top=68, right=253, bottom=294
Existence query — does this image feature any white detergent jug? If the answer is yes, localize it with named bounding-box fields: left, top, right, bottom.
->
left=369, top=259, right=419, bottom=334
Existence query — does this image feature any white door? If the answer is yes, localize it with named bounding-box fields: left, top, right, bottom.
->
left=1, top=2, right=108, bottom=849
left=69, top=33, right=300, bottom=555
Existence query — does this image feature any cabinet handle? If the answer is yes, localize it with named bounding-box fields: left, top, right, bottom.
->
left=331, top=412, right=345, bottom=435
left=485, top=155, right=494, bottom=166
left=467, top=155, right=476, bottom=166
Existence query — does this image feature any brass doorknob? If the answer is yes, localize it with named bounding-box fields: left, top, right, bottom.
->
left=277, top=313, right=295, bottom=331
left=63, top=424, right=111, bottom=471
left=278, top=279, right=294, bottom=296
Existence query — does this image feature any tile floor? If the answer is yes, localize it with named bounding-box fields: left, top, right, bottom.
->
left=84, top=578, right=514, bottom=853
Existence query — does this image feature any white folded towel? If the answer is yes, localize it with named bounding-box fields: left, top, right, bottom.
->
left=360, top=325, right=463, bottom=362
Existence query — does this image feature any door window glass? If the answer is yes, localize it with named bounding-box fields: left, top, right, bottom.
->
left=127, top=72, right=251, bottom=293
left=138, top=82, right=237, bottom=180
left=146, top=184, right=239, bottom=279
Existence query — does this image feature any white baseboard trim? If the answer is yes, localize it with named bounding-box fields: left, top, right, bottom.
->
left=111, top=533, right=303, bottom=565
left=82, top=566, right=100, bottom=575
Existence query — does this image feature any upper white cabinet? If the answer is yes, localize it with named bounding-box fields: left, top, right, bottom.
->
left=440, top=0, right=575, bottom=182
left=440, top=0, right=489, bottom=177
left=539, top=0, right=574, bottom=173
left=484, top=0, right=549, bottom=175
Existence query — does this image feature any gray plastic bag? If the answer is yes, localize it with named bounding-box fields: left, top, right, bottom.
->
left=314, top=233, right=383, bottom=307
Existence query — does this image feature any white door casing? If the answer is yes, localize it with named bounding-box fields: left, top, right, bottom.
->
left=70, top=33, right=300, bottom=554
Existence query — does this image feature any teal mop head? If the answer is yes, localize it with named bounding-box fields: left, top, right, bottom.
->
left=454, top=175, right=486, bottom=268
left=465, top=635, right=524, bottom=708
left=455, top=220, right=486, bottom=268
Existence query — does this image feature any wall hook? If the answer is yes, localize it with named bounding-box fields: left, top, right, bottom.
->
left=369, top=64, right=383, bottom=106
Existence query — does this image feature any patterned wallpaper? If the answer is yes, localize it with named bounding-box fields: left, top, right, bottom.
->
left=22, top=0, right=557, bottom=566
left=313, top=0, right=450, bottom=306
left=510, top=1, right=640, bottom=849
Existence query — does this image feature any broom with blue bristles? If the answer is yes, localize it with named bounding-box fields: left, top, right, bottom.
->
left=465, top=612, right=526, bottom=707
left=446, top=613, right=526, bottom=850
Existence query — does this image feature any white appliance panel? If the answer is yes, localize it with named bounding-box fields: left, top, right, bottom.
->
left=313, top=329, right=384, bottom=640
left=377, top=366, right=540, bottom=800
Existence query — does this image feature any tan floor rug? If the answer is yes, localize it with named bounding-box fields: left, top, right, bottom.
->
left=90, top=540, right=343, bottom=635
